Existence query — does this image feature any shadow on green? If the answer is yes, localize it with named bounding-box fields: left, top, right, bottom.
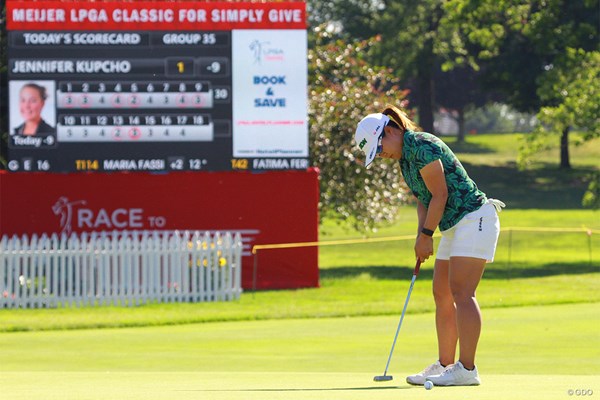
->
left=188, top=386, right=410, bottom=392
left=321, top=262, right=599, bottom=281
left=463, top=162, right=596, bottom=209
left=446, top=140, right=496, bottom=154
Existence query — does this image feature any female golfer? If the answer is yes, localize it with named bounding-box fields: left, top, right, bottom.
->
left=354, top=105, right=504, bottom=386
left=14, top=83, right=55, bottom=136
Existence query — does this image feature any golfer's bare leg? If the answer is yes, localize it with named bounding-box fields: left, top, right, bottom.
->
left=433, top=258, right=457, bottom=367
left=449, top=256, right=486, bottom=370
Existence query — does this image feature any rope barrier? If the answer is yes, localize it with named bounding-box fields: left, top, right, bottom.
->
left=503, top=227, right=597, bottom=233
left=251, top=227, right=598, bottom=254
left=250, top=226, right=598, bottom=292
left=251, top=234, right=417, bottom=253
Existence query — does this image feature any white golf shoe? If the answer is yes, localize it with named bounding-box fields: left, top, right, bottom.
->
left=426, top=361, right=481, bottom=386
left=406, top=361, right=447, bottom=385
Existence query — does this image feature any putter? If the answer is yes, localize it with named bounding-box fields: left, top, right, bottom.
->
left=373, top=259, right=422, bottom=382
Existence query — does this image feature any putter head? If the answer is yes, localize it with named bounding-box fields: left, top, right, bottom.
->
left=373, top=375, right=393, bottom=382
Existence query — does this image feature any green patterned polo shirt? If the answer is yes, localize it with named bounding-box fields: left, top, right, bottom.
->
left=400, top=131, right=487, bottom=231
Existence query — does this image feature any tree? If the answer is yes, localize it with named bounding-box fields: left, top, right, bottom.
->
left=364, top=0, right=445, bottom=134
left=438, top=0, right=599, bottom=167
left=307, top=0, right=503, bottom=139
left=518, top=46, right=599, bottom=210
left=520, top=49, right=600, bottom=169
left=308, top=0, right=444, bottom=133
left=308, top=26, right=411, bottom=231
left=434, top=65, right=498, bottom=141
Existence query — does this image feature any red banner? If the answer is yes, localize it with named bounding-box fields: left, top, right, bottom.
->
left=0, top=169, right=319, bottom=290
left=7, top=1, right=307, bottom=31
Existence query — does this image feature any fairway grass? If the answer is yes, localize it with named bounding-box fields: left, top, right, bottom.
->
left=1, top=303, right=598, bottom=400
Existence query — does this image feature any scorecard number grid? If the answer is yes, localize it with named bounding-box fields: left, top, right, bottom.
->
left=57, top=81, right=225, bottom=143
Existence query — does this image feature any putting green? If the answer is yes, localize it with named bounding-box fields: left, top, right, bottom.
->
left=1, top=372, right=597, bottom=400
left=1, top=303, right=598, bottom=399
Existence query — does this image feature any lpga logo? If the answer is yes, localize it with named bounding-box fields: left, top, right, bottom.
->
left=52, top=197, right=167, bottom=235
left=249, top=39, right=285, bottom=64
left=53, top=197, right=86, bottom=236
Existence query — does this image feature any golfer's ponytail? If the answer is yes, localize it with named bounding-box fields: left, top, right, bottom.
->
left=382, top=105, right=420, bottom=132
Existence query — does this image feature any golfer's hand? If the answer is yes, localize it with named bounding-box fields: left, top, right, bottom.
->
left=415, top=235, right=434, bottom=263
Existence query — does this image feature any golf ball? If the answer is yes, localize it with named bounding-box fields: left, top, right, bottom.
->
left=424, top=381, right=434, bottom=390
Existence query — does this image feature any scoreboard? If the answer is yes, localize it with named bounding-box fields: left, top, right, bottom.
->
left=6, top=1, right=308, bottom=172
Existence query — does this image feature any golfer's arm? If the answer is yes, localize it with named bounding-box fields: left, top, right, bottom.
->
left=420, top=160, right=448, bottom=233
left=416, top=199, right=428, bottom=234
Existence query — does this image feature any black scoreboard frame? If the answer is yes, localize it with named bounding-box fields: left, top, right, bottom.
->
left=4, top=1, right=308, bottom=173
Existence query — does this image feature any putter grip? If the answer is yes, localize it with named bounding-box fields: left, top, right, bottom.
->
left=414, top=260, right=422, bottom=276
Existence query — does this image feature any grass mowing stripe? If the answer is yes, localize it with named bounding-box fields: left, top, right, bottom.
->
left=1, top=273, right=599, bottom=332
left=1, top=303, right=597, bottom=375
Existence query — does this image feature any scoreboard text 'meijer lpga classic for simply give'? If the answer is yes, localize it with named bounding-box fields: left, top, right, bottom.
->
left=6, top=1, right=308, bottom=173
left=12, top=6, right=303, bottom=24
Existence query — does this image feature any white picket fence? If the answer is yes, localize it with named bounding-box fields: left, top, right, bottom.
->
left=0, top=230, right=243, bottom=309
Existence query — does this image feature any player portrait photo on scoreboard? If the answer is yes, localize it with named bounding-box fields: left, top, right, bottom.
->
left=9, top=80, right=57, bottom=148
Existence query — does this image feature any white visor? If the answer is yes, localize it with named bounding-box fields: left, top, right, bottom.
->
left=354, top=113, right=389, bottom=167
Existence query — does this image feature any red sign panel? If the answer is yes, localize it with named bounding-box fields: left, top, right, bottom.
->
left=0, top=169, right=320, bottom=290
left=7, top=1, right=307, bottom=31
